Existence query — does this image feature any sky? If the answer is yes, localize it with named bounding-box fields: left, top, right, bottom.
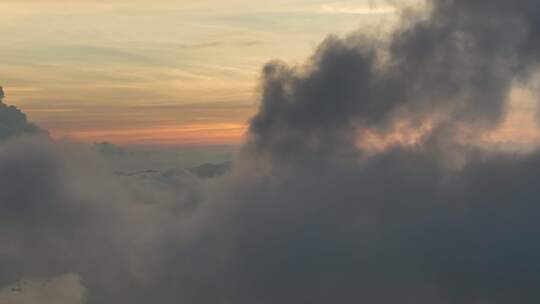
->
left=5, top=1, right=540, bottom=304
left=0, top=0, right=415, bottom=146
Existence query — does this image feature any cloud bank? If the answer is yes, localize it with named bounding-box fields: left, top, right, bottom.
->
left=3, top=0, right=540, bottom=303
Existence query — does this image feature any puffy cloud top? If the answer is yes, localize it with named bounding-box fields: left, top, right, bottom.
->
left=0, top=87, right=43, bottom=141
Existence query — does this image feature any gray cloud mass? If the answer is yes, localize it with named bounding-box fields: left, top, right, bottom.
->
left=0, top=87, right=43, bottom=141
left=3, top=0, right=540, bottom=303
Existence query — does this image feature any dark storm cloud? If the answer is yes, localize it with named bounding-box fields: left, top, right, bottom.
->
left=248, top=0, right=540, bottom=162
left=4, top=0, right=540, bottom=304
left=229, top=2, right=540, bottom=300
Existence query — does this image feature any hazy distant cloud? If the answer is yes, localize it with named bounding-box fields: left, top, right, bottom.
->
left=176, top=41, right=265, bottom=49
left=94, top=141, right=126, bottom=156
left=314, top=2, right=398, bottom=14
left=0, top=135, right=206, bottom=303
left=177, top=42, right=223, bottom=49
left=234, top=40, right=264, bottom=47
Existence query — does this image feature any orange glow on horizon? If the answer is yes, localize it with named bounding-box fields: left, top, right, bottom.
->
left=50, top=123, right=248, bottom=146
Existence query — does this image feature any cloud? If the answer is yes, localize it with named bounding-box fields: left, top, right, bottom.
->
left=247, top=0, right=540, bottom=163
left=0, top=134, right=207, bottom=303
left=315, top=3, right=398, bottom=15
left=4, top=0, right=540, bottom=304
left=0, top=87, right=44, bottom=141
left=0, top=273, right=86, bottom=304
left=175, top=40, right=264, bottom=50
left=234, top=40, right=264, bottom=47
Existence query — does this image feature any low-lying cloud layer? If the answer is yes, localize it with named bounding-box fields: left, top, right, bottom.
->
left=3, top=0, right=540, bottom=303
